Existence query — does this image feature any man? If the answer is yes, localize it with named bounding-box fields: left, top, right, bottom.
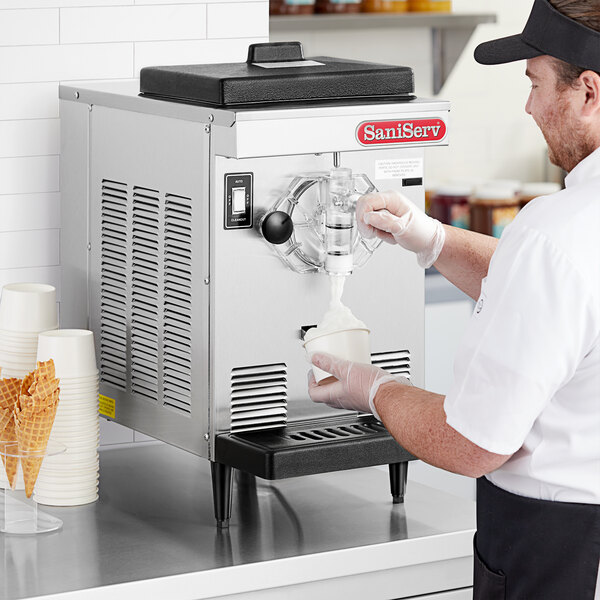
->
left=308, top=0, right=600, bottom=598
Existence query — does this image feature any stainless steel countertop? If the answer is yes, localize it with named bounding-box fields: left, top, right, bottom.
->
left=1, top=444, right=476, bottom=600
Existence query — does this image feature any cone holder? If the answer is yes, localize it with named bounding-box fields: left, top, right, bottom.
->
left=0, top=440, right=65, bottom=534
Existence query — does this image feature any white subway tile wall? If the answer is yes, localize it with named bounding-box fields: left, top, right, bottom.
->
left=60, top=5, right=208, bottom=44
left=0, top=0, right=267, bottom=447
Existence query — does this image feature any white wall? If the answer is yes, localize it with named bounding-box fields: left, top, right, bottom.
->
left=0, top=0, right=268, bottom=446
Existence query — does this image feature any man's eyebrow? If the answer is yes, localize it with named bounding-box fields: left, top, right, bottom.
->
left=525, top=69, right=537, bottom=79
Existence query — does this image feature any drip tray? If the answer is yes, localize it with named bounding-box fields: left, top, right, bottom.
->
left=215, top=414, right=415, bottom=480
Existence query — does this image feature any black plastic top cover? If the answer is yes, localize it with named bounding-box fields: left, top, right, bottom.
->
left=139, top=42, right=415, bottom=107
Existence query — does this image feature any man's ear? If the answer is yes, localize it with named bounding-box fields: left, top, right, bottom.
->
left=579, top=70, right=600, bottom=117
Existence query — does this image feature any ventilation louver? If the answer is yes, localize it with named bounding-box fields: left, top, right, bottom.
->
left=99, top=179, right=194, bottom=415
left=163, top=194, right=193, bottom=413
left=100, top=179, right=129, bottom=390
left=131, top=186, right=160, bottom=402
left=372, top=350, right=411, bottom=380
left=230, top=363, right=287, bottom=433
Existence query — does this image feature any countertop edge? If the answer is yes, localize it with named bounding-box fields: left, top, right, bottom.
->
left=28, top=528, right=475, bottom=600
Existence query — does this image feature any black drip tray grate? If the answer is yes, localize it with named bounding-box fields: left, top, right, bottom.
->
left=215, top=414, right=415, bottom=480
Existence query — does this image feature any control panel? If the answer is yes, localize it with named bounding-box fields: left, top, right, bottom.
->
left=224, top=173, right=253, bottom=229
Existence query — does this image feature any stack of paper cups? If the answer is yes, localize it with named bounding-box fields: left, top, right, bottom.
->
left=34, top=330, right=99, bottom=506
left=0, top=283, right=58, bottom=378
left=0, top=283, right=58, bottom=490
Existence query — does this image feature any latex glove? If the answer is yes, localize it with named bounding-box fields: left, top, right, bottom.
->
left=308, top=352, right=410, bottom=421
left=356, top=190, right=445, bottom=268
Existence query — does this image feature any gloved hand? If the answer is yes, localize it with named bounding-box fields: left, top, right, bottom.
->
left=356, top=190, right=445, bottom=268
left=308, top=352, right=410, bottom=421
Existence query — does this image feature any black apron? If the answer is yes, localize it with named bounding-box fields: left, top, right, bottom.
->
left=474, top=476, right=600, bottom=600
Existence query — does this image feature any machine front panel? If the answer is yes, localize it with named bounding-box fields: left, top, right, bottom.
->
left=211, top=148, right=425, bottom=440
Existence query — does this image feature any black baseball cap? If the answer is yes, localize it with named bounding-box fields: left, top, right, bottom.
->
left=475, top=0, right=600, bottom=72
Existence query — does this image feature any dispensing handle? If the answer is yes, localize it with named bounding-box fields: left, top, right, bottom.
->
left=261, top=211, right=294, bottom=245
left=247, top=42, right=305, bottom=64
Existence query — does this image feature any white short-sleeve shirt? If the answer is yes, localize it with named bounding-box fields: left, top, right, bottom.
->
left=443, top=147, right=600, bottom=504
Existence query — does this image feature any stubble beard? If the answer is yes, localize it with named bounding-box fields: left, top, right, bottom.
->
left=541, top=94, right=595, bottom=172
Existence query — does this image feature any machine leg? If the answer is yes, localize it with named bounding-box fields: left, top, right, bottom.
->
left=389, top=462, right=408, bottom=504
left=211, top=461, right=233, bottom=528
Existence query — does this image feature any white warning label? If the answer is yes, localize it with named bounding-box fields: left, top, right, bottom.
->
left=375, top=157, right=423, bottom=180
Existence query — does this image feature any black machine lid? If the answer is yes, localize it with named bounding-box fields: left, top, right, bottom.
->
left=139, top=42, right=415, bottom=108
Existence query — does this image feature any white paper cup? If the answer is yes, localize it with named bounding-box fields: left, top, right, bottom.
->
left=35, top=476, right=98, bottom=488
left=0, top=369, right=29, bottom=379
left=0, top=349, right=37, bottom=361
left=38, top=465, right=98, bottom=477
left=59, top=378, right=99, bottom=388
left=304, top=327, right=371, bottom=383
left=59, top=385, right=99, bottom=395
left=55, top=410, right=98, bottom=421
left=58, top=393, right=99, bottom=404
left=55, top=406, right=98, bottom=416
left=56, top=399, right=98, bottom=408
left=0, top=361, right=36, bottom=373
left=0, top=340, right=38, bottom=353
left=37, top=329, right=97, bottom=378
left=0, top=329, right=40, bottom=341
left=34, top=477, right=99, bottom=491
left=0, top=283, right=58, bottom=333
left=0, top=353, right=36, bottom=366
left=62, top=439, right=100, bottom=451
left=34, top=492, right=99, bottom=506
left=58, top=371, right=99, bottom=383
left=42, top=456, right=98, bottom=470
left=51, top=423, right=99, bottom=434
left=40, top=469, right=98, bottom=480
left=52, top=432, right=98, bottom=441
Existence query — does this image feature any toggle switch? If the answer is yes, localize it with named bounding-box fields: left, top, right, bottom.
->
left=232, top=187, right=246, bottom=213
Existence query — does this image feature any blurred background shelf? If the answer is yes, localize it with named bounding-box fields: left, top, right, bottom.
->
left=270, top=13, right=497, bottom=93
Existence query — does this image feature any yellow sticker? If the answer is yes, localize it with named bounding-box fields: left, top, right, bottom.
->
left=99, top=394, right=116, bottom=419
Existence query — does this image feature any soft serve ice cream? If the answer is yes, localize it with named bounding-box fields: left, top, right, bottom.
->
left=304, top=275, right=367, bottom=342
left=304, top=275, right=371, bottom=382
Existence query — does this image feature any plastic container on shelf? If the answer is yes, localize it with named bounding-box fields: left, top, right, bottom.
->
left=315, top=0, right=362, bottom=13
left=519, top=182, right=561, bottom=209
left=270, top=0, right=315, bottom=14
left=408, top=0, right=451, bottom=12
left=362, top=0, right=408, bottom=12
left=470, top=184, right=520, bottom=238
left=429, top=184, right=472, bottom=230
left=490, top=178, right=522, bottom=198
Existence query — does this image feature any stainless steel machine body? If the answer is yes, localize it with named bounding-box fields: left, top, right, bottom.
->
left=59, top=78, right=450, bottom=523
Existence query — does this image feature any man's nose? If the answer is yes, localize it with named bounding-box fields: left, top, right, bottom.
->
left=525, top=92, right=533, bottom=115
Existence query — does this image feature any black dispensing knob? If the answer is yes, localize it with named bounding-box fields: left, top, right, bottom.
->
left=261, top=211, right=294, bottom=245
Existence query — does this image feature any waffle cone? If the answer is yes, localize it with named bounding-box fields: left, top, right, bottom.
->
left=35, top=360, right=56, bottom=381
left=16, top=402, right=58, bottom=497
left=1, top=421, right=18, bottom=489
left=0, top=378, right=21, bottom=412
left=0, top=378, right=21, bottom=488
left=14, top=360, right=60, bottom=497
left=20, top=371, right=35, bottom=397
left=25, top=380, right=60, bottom=412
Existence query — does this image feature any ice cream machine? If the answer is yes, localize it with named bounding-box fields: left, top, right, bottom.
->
left=59, top=43, right=450, bottom=526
